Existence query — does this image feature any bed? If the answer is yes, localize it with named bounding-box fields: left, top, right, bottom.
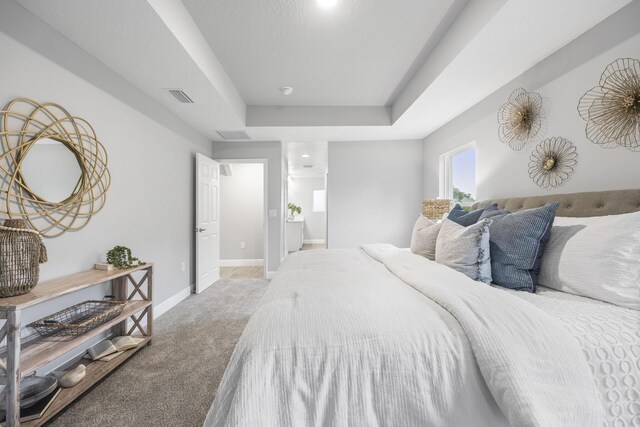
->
left=205, top=189, right=640, bottom=427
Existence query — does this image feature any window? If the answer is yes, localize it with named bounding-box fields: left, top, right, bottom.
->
left=312, top=189, right=326, bottom=212
left=439, top=142, right=477, bottom=206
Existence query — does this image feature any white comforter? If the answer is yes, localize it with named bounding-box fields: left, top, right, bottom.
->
left=206, top=246, right=606, bottom=427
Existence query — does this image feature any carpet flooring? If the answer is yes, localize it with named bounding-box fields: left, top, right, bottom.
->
left=220, top=266, right=263, bottom=279
left=47, top=277, right=268, bottom=426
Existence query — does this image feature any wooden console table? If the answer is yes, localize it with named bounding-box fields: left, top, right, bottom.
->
left=0, top=263, right=153, bottom=426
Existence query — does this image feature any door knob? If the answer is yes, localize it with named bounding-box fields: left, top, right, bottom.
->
left=195, top=227, right=206, bottom=232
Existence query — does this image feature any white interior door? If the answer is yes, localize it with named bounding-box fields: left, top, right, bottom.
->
left=195, top=153, right=220, bottom=293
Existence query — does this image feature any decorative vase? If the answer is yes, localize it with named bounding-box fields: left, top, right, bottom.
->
left=0, top=219, right=48, bottom=297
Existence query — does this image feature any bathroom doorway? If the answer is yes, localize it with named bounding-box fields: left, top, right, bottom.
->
left=218, top=160, right=267, bottom=279
left=283, top=142, right=327, bottom=253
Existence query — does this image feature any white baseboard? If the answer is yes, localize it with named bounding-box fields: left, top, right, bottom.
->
left=220, top=259, right=264, bottom=267
left=266, top=271, right=276, bottom=280
left=303, top=239, right=325, bottom=245
left=153, top=285, right=192, bottom=319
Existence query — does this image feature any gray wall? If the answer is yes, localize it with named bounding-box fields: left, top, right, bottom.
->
left=287, top=177, right=326, bottom=242
left=220, top=163, right=264, bottom=261
left=212, top=141, right=283, bottom=274
left=0, top=28, right=211, bottom=305
left=0, top=14, right=212, bottom=372
left=423, top=3, right=640, bottom=200
left=328, top=140, right=423, bottom=249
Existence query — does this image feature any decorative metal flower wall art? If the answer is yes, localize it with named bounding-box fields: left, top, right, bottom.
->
left=497, top=88, right=544, bottom=151
left=578, top=58, right=640, bottom=151
left=528, top=137, right=577, bottom=190
left=0, top=98, right=110, bottom=237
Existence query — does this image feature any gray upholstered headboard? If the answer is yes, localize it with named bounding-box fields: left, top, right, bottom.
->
left=472, top=189, right=640, bottom=217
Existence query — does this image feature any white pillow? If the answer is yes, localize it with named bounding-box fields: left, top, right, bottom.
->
left=538, top=211, right=640, bottom=310
left=435, top=218, right=492, bottom=284
left=410, top=215, right=441, bottom=260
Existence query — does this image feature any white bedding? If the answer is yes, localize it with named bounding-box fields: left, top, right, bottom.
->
left=205, top=246, right=636, bottom=427
left=510, top=287, right=640, bottom=426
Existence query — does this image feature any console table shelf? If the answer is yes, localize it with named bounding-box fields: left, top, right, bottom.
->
left=21, top=336, right=151, bottom=427
left=0, top=264, right=154, bottom=427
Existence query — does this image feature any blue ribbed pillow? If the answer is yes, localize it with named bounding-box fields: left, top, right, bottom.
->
left=487, top=202, right=560, bottom=292
left=448, top=204, right=484, bottom=226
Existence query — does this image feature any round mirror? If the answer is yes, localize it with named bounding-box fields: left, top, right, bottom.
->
left=20, top=138, right=82, bottom=204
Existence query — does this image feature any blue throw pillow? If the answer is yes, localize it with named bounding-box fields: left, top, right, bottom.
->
left=487, top=202, right=560, bottom=292
left=448, top=204, right=484, bottom=226
left=448, top=204, right=497, bottom=226
left=479, top=204, right=510, bottom=220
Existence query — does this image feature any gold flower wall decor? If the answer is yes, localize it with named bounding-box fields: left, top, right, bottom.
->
left=578, top=58, right=640, bottom=151
left=528, top=137, right=577, bottom=190
left=497, top=88, right=544, bottom=151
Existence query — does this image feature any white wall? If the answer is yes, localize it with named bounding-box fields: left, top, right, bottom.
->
left=220, top=163, right=264, bottom=262
left=212, top=141, right=283, bottom=276
left=423, top=4, right=640, bottom=200
left=287, top=176, right=326, bottom=242
left=328, top=140, right=423, bottom=249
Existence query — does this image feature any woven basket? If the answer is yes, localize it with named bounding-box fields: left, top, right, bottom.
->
left=422, top=199, right=452, bottom=221
left=0, top=219, right=48, bottom=297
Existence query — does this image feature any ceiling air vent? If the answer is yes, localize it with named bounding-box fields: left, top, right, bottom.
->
left=216, top=130, right=251, bottom=140
left=167, top=89, right=194, bottom=104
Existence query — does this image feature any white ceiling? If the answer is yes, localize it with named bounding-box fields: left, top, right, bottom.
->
left=285, top=141, right=328, bottom=178
left=182, top=0, right=456, bottom=106
left=14, top=0, right=634, bottom=143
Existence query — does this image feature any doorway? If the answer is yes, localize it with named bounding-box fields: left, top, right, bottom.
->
left=283, top=142, right=328, bottom=253
left=218, top=160, right=267, bottom=279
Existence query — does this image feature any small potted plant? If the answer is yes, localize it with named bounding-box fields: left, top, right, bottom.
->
left=106, top=246, right=144, bottom=270
left=287, top=203, right=301, bottom=220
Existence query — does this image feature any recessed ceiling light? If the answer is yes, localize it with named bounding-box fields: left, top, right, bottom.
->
left=280, top=86, right=294, bottom=96
left=302, top=154, right=310, bottom=158
left=317, top=0, right=337, bottom=9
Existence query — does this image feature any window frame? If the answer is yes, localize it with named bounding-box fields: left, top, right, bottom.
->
left=439, top=141, right=477, bottom=207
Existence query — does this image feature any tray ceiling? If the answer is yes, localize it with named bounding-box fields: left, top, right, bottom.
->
left=13, top=0, right=635, bottom=142
left=182, top=0, right=457, bottom=106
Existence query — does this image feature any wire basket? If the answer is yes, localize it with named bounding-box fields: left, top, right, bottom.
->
left=29, top=297, right=126, bottom=337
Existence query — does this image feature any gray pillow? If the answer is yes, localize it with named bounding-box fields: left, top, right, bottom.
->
left=487, top=202, right=560, bottom=292
left=410, top=215, right=441, bottom=260
left=435, top=218, right=492, bottom=284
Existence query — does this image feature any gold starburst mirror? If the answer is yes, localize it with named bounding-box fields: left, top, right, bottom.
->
left=0, top=98, right=110, bottom=237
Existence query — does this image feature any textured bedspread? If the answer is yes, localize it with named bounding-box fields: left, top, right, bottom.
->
left=205, top=247, right=606, bottom=427
left=511, top=287, right=640, bottom=427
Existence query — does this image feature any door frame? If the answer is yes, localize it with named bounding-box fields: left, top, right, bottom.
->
left=216, top=158, right=269, bottom=280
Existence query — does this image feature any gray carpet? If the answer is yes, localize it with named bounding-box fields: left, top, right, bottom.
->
left=47, top=278, right=268, bottom=427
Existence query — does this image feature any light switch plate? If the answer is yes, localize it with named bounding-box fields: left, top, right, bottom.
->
left=268, top=209, right=277, bottom=218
